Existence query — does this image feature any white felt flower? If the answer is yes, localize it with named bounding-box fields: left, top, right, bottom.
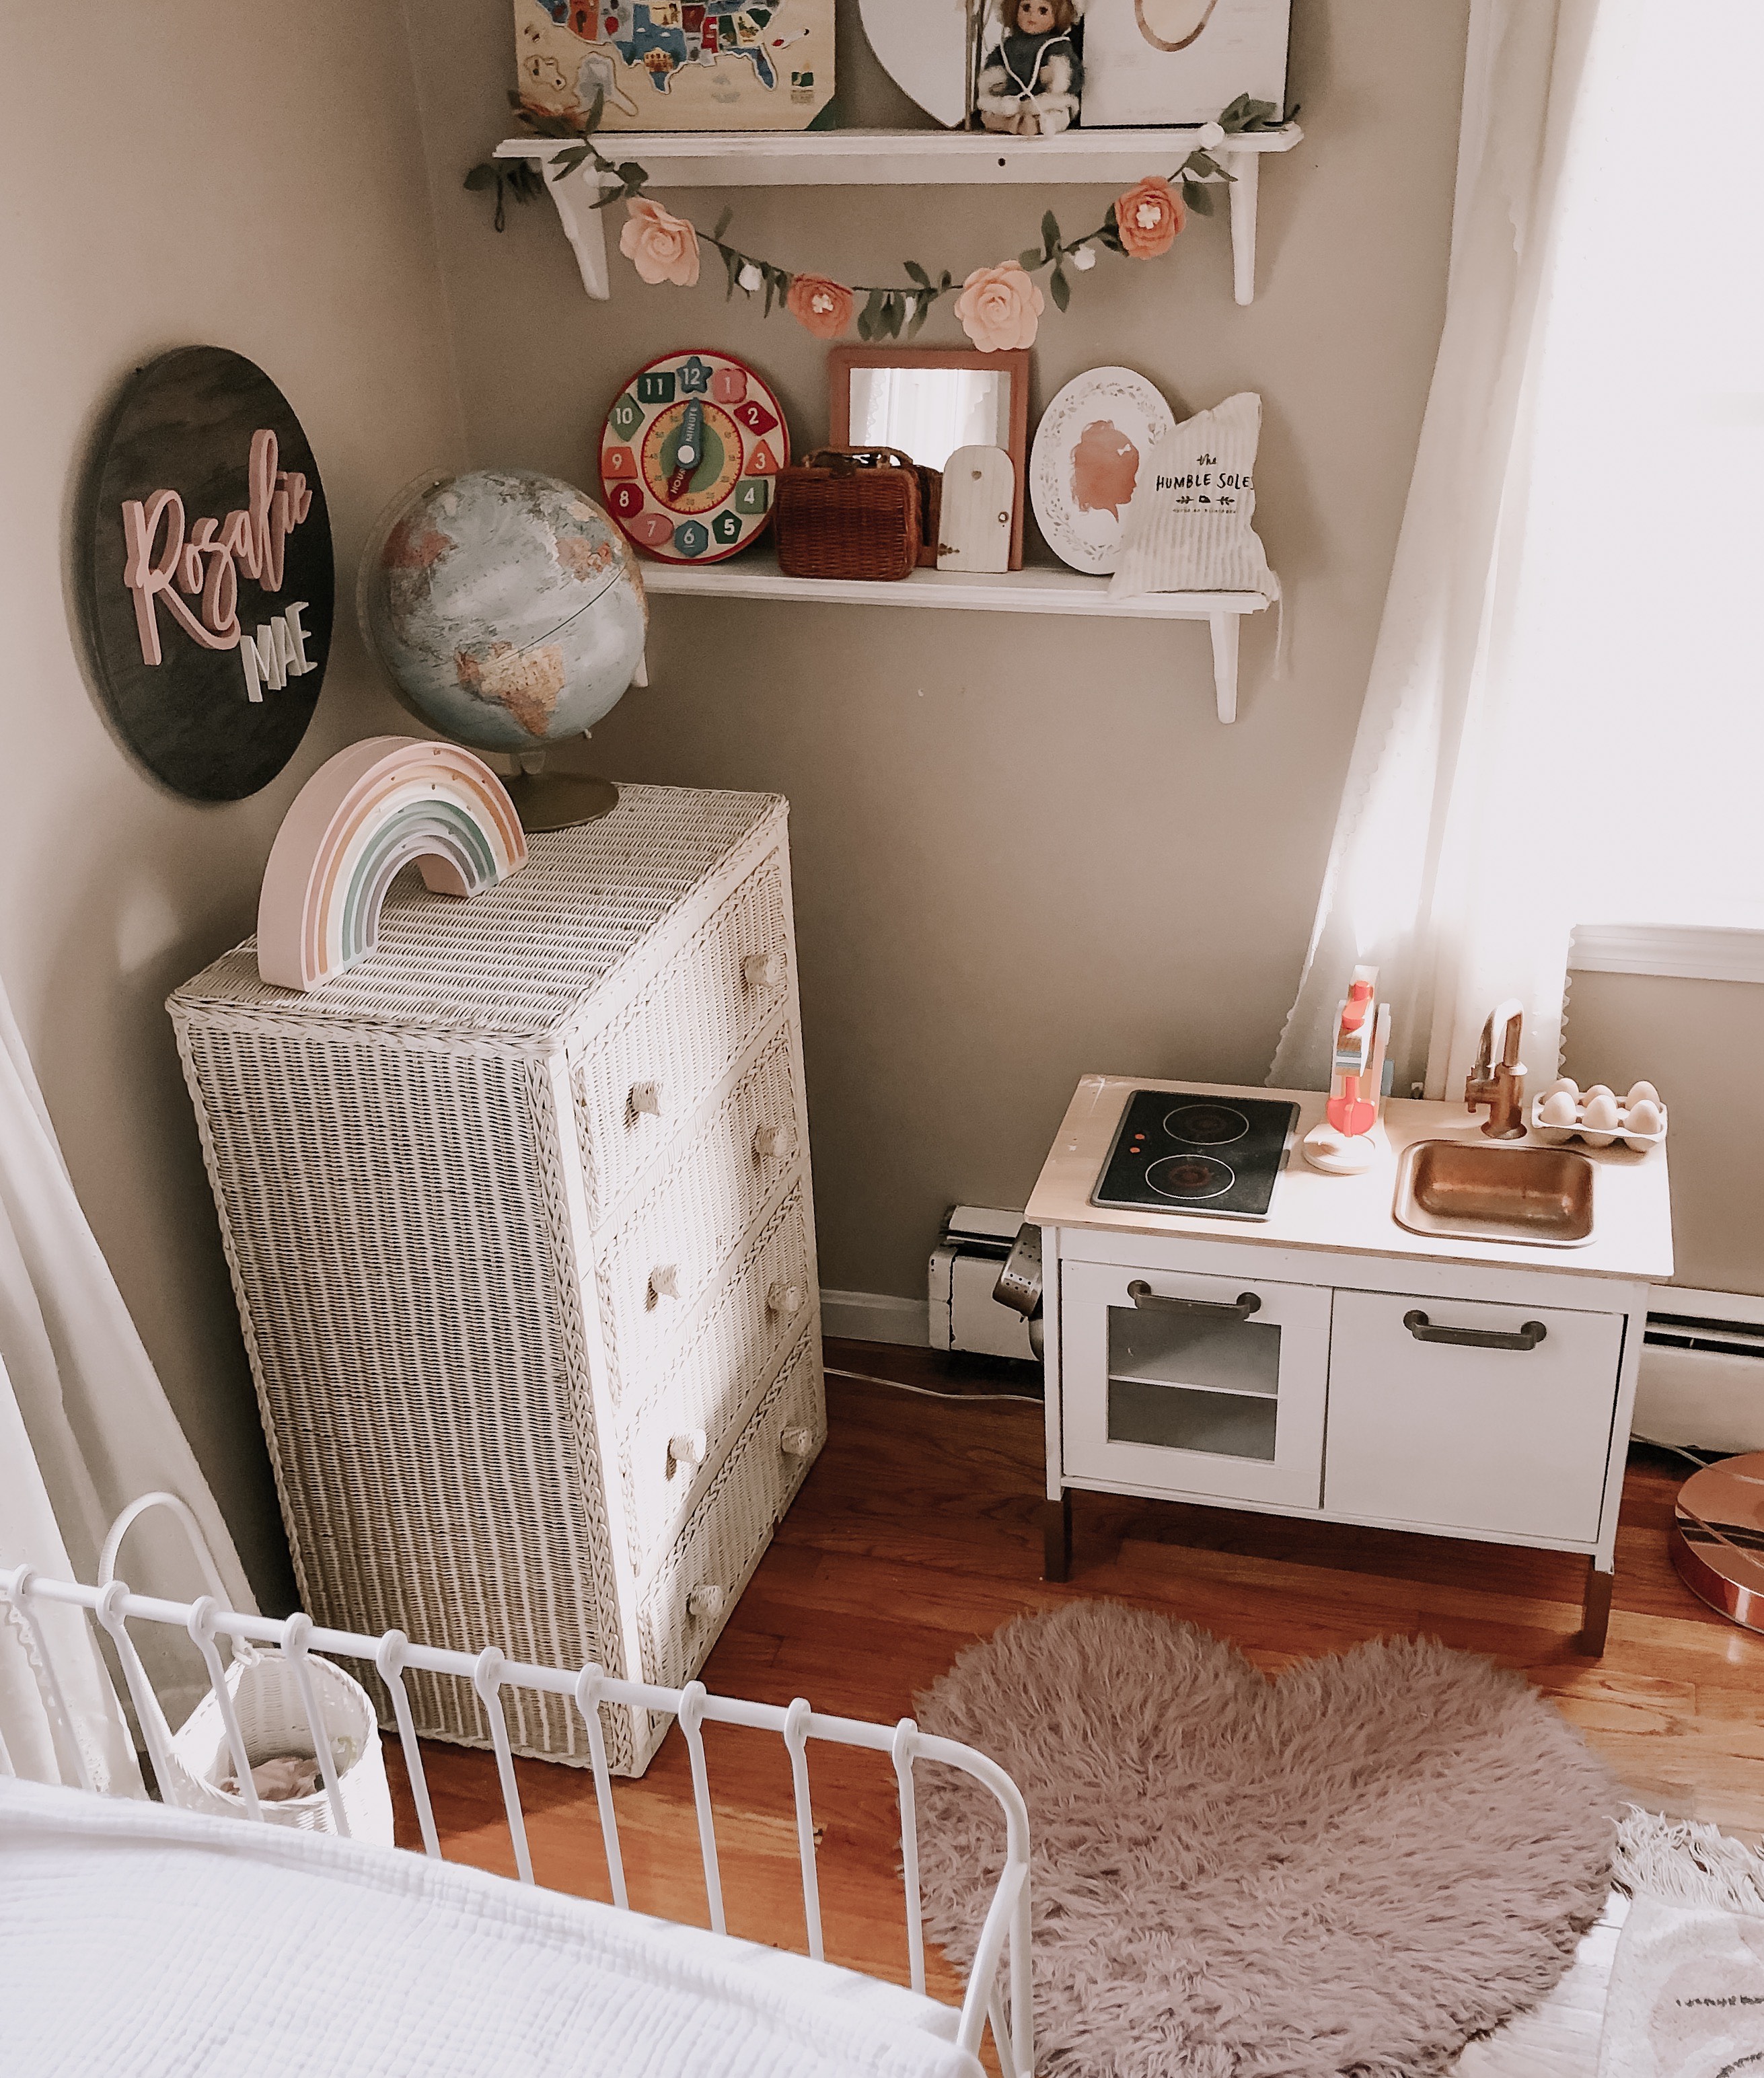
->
left=738, top=262, right=763, bottom=293
left=1198, top=120, right=1226, bottom=149
left=1069, top=244, right=1097, bottom=272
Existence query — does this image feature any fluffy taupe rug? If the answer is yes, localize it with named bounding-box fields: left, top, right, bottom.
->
left=914, top=1602, right=1619, bottom=2078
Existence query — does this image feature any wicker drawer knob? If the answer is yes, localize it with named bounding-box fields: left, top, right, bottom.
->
left=752, top=1121, right=793, bottom=1160
left=780, top=1425, right=815, bottom=1460
left=650, top=1263, right=682, bottom=1304
left=688, top=1584, right=726, bottom=1621
left=766, top=1278, right=804, bottom=1319
left=743, top=951, right=784, bottom=992
left=668, top=1428, right=708, bottom=1471
left=630, top=1080, right=666, bottom=1119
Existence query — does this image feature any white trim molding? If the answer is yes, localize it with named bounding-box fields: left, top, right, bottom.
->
left=1648, top=1285, right=1764, bottom=1326
left=1570, top=924, right=1764, bottom=985
left=819, top=1289, right=930, bottom=1347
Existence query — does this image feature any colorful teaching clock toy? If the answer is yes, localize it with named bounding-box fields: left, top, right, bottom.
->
left=599, top=350, right=789, bottom=564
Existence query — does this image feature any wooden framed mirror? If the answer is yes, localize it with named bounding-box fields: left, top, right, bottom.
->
left=828, top=346, right=1031, bottom=569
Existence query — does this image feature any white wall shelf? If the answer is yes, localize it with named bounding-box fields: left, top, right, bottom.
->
left=495, top=122, right=1301, bottom=306
left=636, top=550, right=1274, bottom=722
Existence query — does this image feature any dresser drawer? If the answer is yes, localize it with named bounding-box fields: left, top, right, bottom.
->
left=636, top=1331, right=825, bottom=1693
left=571, top=852, right=793, bottom=1226
left=610, top=1182, right=817, bottom=1567
left=594, top=1023, right=804, bottom=1382
left=1323, top=1288, right=1625, bottom=1545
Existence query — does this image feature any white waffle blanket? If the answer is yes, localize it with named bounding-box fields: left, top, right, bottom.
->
left=0, top=1779, right=980, bottom=2078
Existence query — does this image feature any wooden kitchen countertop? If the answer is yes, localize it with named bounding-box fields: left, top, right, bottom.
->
left=1025, top=1077, right=1675, bottom=1284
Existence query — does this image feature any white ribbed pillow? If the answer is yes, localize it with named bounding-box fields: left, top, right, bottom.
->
left=1109, top=392, right=1276, bottom=597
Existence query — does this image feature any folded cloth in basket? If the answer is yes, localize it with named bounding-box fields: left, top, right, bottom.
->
left=0, top=1778, right=979, bottom=2078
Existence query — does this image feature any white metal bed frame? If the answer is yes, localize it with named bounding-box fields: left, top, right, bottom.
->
left=0, top=1560, right=1033, bottom=2077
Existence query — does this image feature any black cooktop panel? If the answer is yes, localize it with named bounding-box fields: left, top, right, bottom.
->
left=1093, top=1090, right=1300, bottom=1220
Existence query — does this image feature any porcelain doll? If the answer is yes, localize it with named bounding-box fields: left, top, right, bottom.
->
left=976, top=0, right=1083, bottom=137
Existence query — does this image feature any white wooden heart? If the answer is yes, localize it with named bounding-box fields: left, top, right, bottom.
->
left=859, top=0, right=974, bottom=128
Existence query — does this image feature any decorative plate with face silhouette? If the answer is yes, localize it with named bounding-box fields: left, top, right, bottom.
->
left=1029, top=367, right=1177, bottom=575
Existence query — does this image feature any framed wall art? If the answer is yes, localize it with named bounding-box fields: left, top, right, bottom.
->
left=828, top=346, right=1031, bottom=568
left=1082, top=0, right=1290, bottom=128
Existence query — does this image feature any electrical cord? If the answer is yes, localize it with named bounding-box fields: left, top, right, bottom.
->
left=823, top=1366, right=1043, bottom=1406
left=1631, top=1435, right=1723, bottom=1468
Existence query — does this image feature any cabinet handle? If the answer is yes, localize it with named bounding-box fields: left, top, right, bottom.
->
left=1127, top=1280, right=1261, bottom=1321
left=743, top=951, right=783, bottom=991
left=767, top=1277, right=804, bottom=1319
left=753, top=1120, right=792, bottom=1160
left=780, top=1424, right=815, bottom=1460
left=667, top=1427, right=708, bottom=1471
left=649, top=1263, right=682, bottom=1304
left=687, top=1584, right=726, bottom=1621
left=1403, top=1308, right=1547, bottom=1351
left=630, top=1079, right=665, bottom=1119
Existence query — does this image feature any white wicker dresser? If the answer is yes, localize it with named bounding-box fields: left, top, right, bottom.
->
left=168, top=785, right=823, bottom=1775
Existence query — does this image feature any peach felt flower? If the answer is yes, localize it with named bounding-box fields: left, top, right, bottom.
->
left=953, top=260, right=1044, bottom=353
left=618, top=198, right=700, bottom=287
left=785, top=273, right=854, bottom=340
left=1115, top=176, right=1187, bottom=260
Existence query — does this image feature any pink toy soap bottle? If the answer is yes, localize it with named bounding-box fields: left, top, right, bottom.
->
left=1303, top=964, right=1393, bottom=1175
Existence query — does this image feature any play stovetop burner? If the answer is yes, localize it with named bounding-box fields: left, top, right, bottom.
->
left=1093, top=1090, right=1300, bottom=1220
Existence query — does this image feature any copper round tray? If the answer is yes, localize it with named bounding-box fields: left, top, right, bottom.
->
left=1669, top=1451, right=1764, bottom=1631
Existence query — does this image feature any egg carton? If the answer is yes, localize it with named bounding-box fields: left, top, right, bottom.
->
left=1528, top=1078, right=1667, bottom=1151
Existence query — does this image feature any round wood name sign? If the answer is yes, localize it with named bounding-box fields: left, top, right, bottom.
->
left=78, top=346, right=334, bottom=801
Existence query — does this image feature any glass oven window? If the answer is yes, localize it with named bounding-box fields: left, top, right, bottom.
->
left=1105, top=1304, right=1281, bottom=1462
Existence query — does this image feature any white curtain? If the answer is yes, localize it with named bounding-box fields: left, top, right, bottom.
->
left=0, top=975, right=256, bottom=1785
left=1271, top=0, right=1764, bottom=1096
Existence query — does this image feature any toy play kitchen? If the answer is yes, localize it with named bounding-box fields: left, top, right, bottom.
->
left=1015, top=1002, right=1673, bottom=1654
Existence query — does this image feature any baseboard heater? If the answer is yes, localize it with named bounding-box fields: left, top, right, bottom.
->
left=929, top=1207, right=1039, bottom=1363
left=1638, top=1292, right=1764, bottom=1452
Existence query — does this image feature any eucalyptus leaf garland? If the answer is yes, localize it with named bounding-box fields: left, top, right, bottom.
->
left=464, top=91, right=1294, bottom=326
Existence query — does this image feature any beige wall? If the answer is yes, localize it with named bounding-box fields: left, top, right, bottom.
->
left=1563, top=971, right=1764, bottom=1300
left=0, top=4, right=466, bottom=1602
left=408, top=1, right=1471, bottom=1302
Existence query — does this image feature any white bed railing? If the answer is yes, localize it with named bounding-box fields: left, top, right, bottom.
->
left=0, top=1561, right=1033, bottom=2077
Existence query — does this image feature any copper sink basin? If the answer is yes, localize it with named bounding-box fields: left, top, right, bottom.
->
left=1393, top=1138, right=1596, bottom=1247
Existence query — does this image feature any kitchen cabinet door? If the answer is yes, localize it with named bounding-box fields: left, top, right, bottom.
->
left=1325, top=1289, right=1624, bottom=1545
left=1062, top=1259, right=1331, bottom=1509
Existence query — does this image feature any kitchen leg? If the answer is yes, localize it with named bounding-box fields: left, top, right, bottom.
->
left=1042, top=1489, right=1072, bottom=1582
left=1578, top=1555, right=1614, bottom=1655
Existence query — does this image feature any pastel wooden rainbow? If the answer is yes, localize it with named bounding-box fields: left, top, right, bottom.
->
left=258, top=737, right=527, bottom=990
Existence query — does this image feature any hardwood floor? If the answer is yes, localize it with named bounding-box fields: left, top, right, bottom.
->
left=395, top=1335, right=1764, bottom=2013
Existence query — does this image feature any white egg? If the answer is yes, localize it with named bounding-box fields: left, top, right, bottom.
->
left=1625, top=1080, right=1660, bottom=1109
left=1582, top=1092, right=1622, bottom=1131
left=1582, top=1084, right=1615, bottom=1104
left=1539, top=1090, right=1579, bottom=1127
left=1544, top=1077, right=1579, bottom=1099
left=1625, top=1099, right=1664, bottom=1136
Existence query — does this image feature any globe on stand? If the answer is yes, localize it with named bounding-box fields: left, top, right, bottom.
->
left=357, top=468, right=648, bottom=829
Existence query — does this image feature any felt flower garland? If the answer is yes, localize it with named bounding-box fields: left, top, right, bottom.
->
left=467, top=92, right=1290, bottom=352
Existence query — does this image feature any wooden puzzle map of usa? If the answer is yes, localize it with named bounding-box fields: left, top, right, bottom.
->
left=538, top=4, right=810, bottom=95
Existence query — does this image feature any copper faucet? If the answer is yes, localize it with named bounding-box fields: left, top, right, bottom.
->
left=1465, top=998, right=1528, bottom=1139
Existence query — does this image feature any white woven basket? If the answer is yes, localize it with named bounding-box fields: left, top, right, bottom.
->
left=101, top=1493, right=394, bottom=1843
left=165, top=1639, right=394, bottom=1840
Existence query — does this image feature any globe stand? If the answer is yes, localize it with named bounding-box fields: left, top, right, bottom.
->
left=504, top=750, right=618, bottom=832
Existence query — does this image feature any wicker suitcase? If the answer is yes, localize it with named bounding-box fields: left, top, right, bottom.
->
left=775, top=446, right=927, bottom=581
left=169, top=786, right=824, bottom=1777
